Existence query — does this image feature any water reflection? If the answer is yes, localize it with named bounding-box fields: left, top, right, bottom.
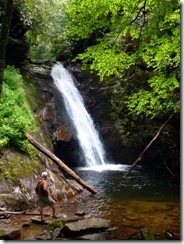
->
left=74, top=164, right=180, bottom=240
left=75, top=164, right=180, bottom=201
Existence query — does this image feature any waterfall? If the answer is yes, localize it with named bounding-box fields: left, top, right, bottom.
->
left=51, top=62, right=106, bottom=167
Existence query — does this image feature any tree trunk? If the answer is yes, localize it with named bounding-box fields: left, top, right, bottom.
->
left=0, top=211, right=50, bottom=216
left=123, top=115, right=173, bottom=178
left=0, top=0, right=14, bottom=96
left=25, top=133, right=98, bottom=194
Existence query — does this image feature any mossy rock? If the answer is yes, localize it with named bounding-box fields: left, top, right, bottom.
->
left=0, top=230, right=6, bottom=237
left=140, top=228, right=155, bottom=240
left=0, top=228, right=21, bottom=240
left=45, top=220, right=65, bottom=231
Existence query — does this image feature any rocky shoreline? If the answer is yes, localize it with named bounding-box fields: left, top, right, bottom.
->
left=0, top=202, right=117, bottom=240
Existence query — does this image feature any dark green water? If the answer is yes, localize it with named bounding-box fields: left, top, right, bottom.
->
left=75, top=164, right=180, bottom=201
left=74, top=164, right=180, bottom=240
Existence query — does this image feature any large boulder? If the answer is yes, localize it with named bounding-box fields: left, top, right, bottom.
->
left=61, top=217, right=110, bottom=236
left=0, top=227, right=21, bottom=240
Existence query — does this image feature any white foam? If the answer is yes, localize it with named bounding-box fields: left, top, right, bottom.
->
left=77, top=164, right=130, bottom=172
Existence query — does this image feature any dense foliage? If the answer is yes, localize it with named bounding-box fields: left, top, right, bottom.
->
left=64, top=0, right=180, bottom=115
left=14, top=0, right=70, bottom=62
left=0, top=66, right=37, bottom=152
left=62, top=0, right=180, bottom=145
left=1, top=0, right=179, bottom=148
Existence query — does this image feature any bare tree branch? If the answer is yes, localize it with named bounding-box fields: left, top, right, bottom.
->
left=123, top=114, right=173, bottom=178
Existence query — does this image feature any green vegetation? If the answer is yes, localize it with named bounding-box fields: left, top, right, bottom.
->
left=14, top=0, right=71, bottom=62
left=1, top=0, right=180, bottom=149
left=0, top=148, right=43, bottom=182
left=45, top=220, right=64, bottom=231
left=0, top=66, right=37, bottom=152
left=140, top=228, right=155, bottom=240
left=0, top=230, right=6, bottom=238
left=0, top=66, right=44, bottom=181
left=62, top=0, right=180, bottom=145
left=63, top=0, right=180, bottom=118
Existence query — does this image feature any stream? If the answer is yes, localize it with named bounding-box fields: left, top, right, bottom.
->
left=74, top=164, right=180, bottom=240
left=4, top=163, right=180, bottom=240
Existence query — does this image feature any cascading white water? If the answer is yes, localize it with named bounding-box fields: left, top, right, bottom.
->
left=51, top=62, right=106, bottom=167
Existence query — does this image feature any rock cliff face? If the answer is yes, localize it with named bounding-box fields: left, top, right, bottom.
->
left=19, top=64, right=156, bottom=168
left=21, top=63, right=143, bottom=170
left=0, top=63, right=84, bottom=210
left=21, top=64, right=78, bottom=168
left=21, top=63, right=122, bottom=168
left=20, top=63, right=180, bottom=174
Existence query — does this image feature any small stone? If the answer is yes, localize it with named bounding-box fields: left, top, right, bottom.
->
left=75, top=211, right=86, bottom=216
left=165, top=231, right=174, bottom=239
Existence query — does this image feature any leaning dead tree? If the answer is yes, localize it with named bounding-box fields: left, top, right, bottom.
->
left=25, top=133, right=97, bottom=194
left=123, top=114, right=173, bottom=178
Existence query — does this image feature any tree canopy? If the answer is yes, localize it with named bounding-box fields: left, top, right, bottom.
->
left=1, top=0, right=180, bottom=148
left=14, top=0, right=69, bottom=61
left=63, top=0, right=180, bottom=121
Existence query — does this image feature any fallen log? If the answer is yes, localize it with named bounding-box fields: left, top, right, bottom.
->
left=0, top=210, right=25, bottom=215
left=0, top=211, right=50, bottom=216
left=25, top=133, right=97, bottom=194
left=123, top=114, right=173, bottom=178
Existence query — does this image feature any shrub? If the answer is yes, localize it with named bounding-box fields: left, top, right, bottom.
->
left=0, top=66, right=37, bottom=153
